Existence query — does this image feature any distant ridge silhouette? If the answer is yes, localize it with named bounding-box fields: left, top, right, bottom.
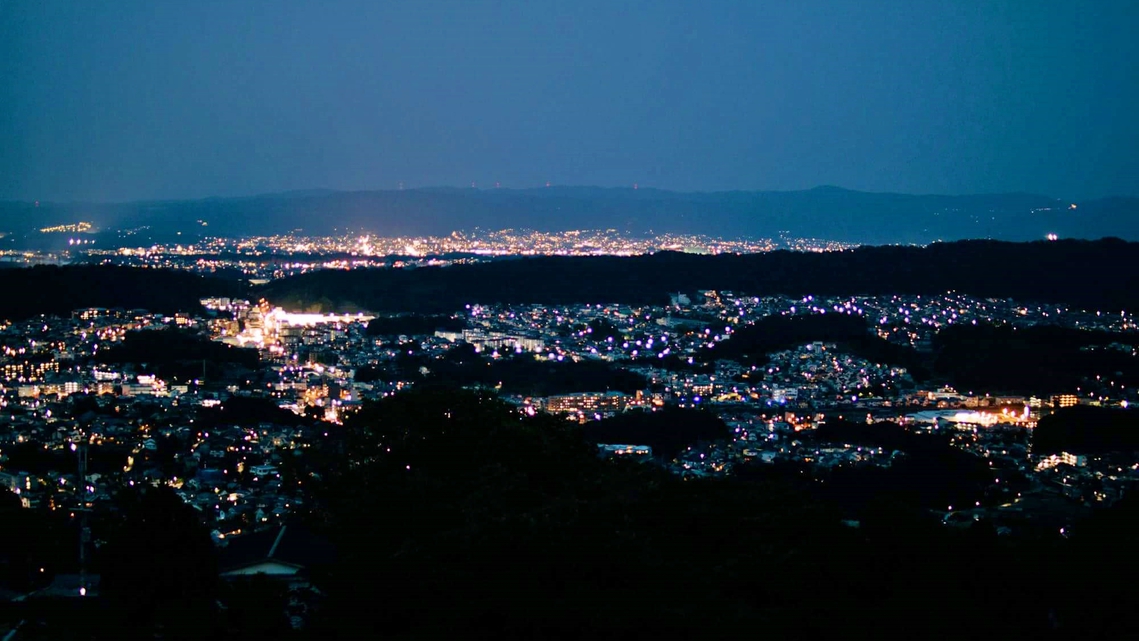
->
left=2, top=187, right=1136, bottom=246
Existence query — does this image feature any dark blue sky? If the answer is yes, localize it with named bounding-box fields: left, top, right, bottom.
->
left=2, top=0, right=1136, bottom=202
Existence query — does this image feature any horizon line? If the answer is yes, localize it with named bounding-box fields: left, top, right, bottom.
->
left=4, top=183, right=1108, bottom=207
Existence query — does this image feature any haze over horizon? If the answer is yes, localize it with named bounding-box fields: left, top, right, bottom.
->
left=3, top=183, right=1112, bottom=207
left=3, top=1, right=1138, bottom=203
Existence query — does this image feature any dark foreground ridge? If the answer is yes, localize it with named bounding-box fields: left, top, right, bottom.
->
left=8, top=387, right=1136, bottom=639
left=260, top=238, right=1139, bottom=314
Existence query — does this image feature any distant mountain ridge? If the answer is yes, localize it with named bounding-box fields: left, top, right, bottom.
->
left=2, top=186, right=1137, bottom=246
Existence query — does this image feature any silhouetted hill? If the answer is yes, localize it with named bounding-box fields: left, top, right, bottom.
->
left=298, top=387, right=1078, bottom=638
left=714, top=312, right=929, bottom=378
left=94, top=328, right=260, bottom=381
left=260, top=238, right=1139, bottom=314
left=582, top=407, right=731, bottom=459
left=365, top=314, right=467, bottom=337
left=1034, top=406, right=1139, bottom=454
left=0, top=265, right=245, bottom=322
left=357, top=344, right=648, bottom=397
left=3, top=187, right=1136, bottom=246
left=932, top=324, right=1139, bottom=394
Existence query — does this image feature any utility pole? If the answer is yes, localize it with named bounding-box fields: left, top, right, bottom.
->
left=73, top=438, right=91, bottom=597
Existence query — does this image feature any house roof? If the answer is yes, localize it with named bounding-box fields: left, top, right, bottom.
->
left=218, top=524, right=334, bottom=574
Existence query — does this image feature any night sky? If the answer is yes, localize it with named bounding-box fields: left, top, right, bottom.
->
left=1, top=0, right=1136, bottom=202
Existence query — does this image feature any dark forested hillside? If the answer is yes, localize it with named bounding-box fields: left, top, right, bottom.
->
left=94, top=328, right=260, bottom=381
left=0, top=265, right=245, bottom=322
left=1034, top=406, right=1139, bottom=454
left=365, top=314, right=467, bottom=337
left=581, top=407, right=731, bottom=459
left=714, top=312, right=929, bottom=377
left=932, top=324, right=1139, bottom=394
left=260, top=238, right=1139, bottom=314
left=287, top=388, right=1131, bottom=638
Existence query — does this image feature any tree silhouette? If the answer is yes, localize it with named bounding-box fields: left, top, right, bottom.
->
left=97, top=486, right=219, bottom=637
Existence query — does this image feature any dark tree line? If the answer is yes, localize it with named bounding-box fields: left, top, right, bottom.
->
left=715, top=312, right=929, bottom=378
left=260, top=239, right=1139, bottom=314
left=812, top=418, right=1000, bottom=512
left=195, top=395, right=312, bottom=429
left=95, top=327, right=259, bottom=380
left=1034, top=406, right=1139, bottom=454
left=0, top=265, right=244, bottom=322
left=357, top=345, right=648, bottom=397
left=364, top=314, right=467, bottom=337
left=582, top=407, right=731, bottom=460
left=932, top=323, right=1139, bottom=394
left=716, top=316, right=1139, bottom=396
